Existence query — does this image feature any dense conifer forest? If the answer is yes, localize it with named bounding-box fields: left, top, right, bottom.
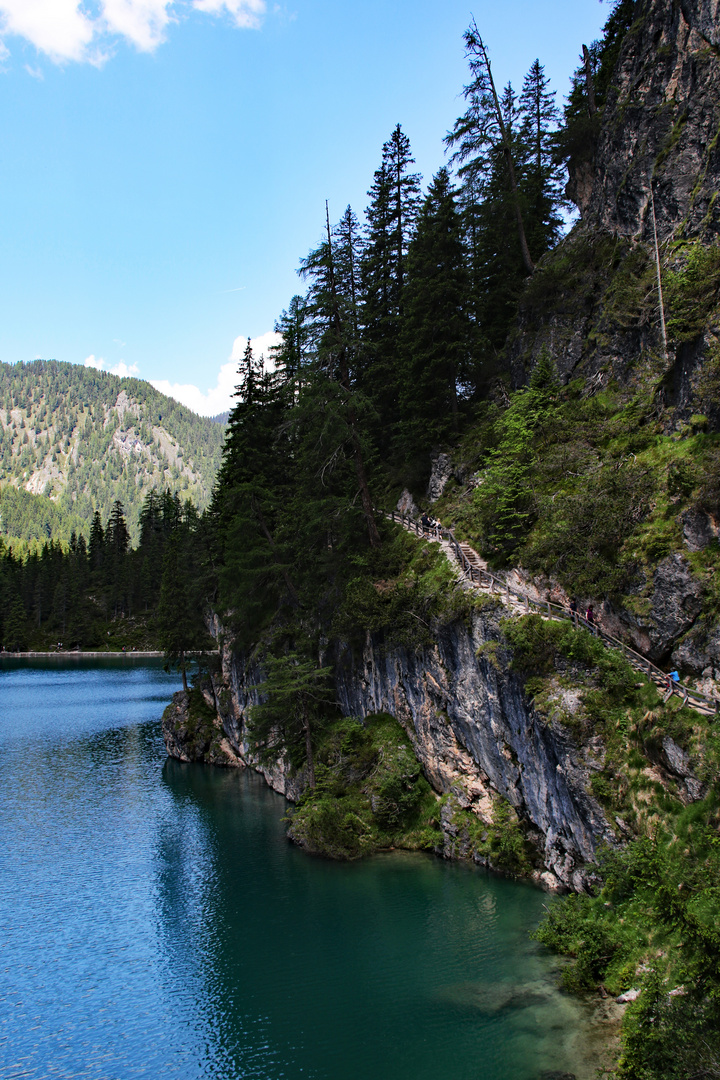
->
left=0, top=359, right=224, bottom=551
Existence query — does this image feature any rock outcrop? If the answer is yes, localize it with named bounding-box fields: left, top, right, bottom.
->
left=164, top=607, right=619, bottom=891
left=578, top=0, right=720, bottom=242
left=509, top=0, right=720, bottom=424
left=332, top=611, right=616, bottom=892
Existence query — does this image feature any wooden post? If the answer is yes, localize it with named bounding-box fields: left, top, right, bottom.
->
left=525, top=596, right=529, bottom=612
left=547, top=600, right=551, bottom=616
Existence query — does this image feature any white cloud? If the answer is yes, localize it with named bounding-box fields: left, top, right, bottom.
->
left=229, top=328, right=279, bottom=362
left=0, top=0, right=266, bottom=65
left=150, top=330, right=280, bottom=416
left=0, top=0, right=95, bottom=63
left=110, top=360, right=140, bottom=376
left=101, top=0, right=172, bottom=52
left=84, top=353, right=139, bottom=377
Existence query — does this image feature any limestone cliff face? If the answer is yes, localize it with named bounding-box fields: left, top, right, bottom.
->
left=163, top=609, right=617, bottom=892
left=577, top=0, right=720, bottom=242
left=332, top=611, right=616, bottom=892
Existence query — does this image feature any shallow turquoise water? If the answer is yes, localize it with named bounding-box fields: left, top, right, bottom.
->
left=0, top=660, right=590, bottom=1080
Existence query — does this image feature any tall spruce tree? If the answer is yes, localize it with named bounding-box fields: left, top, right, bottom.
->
left=359, top=125, right=421, bottom=440
left=398, top=168, right=471, bottom=455
left=518, top=59, right=564, bottom=258
left=211, top=339, right=298, bottom=644
left=271, top=295, right=309, bottom=393
left=459, top=83, right=531, bottom=354
left=299, top=205, right=380, bottom=549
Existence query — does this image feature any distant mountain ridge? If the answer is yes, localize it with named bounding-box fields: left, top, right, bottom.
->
left=0, top=360, right=226, bottom=549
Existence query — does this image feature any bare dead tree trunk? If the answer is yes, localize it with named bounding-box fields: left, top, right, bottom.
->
left=325, top=203, right=381, bottom=549
left=471, top=26, right=534, bottom=276
left=650, top=186, right=669, bottom=361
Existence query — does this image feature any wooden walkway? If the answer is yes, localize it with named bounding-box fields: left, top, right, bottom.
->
left=386, top=510, right=719, bottom=718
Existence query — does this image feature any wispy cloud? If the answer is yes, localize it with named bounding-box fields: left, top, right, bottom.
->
left=150, top=330, right=280, bottom=416
left=192, top=0, right=265, bottom=31
left=0, top=0, right=267, bottom=66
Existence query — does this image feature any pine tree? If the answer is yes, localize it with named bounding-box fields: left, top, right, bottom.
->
left=518, top=59, right=564, bottom=259
left=247, top=652, right=335, bottom=789
left=398, top=168, right=471, bottom=455
left=298, top=205, right=380, bottom=549
left=157, top=515, right=211, bottom=693
left=446, top=20, right=534, bottom=276
left=271, top=295, right=310, bottom=392
left=459, top=83, right=530, bottom=353
left=359, top=125, right=421, bottom=438
left=211, top=341, right=299, bottom=643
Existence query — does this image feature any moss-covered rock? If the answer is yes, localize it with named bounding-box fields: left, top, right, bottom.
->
left=286, top=714, right=441, bottom=859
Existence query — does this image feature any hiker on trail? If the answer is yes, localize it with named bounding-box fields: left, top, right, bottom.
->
left=569, top=599, right=578, bottom=624
left=420, top=512, right=432, bottom=535
left=586, top=604, right=595, bottom=628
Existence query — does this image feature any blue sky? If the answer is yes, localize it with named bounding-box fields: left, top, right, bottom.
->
left=0, top=0, right=610, bottom=415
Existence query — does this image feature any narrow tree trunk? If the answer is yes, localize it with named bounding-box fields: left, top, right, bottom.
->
left=302, top=702, right=316, bottom=790
left=181, top=652, right=188, bottom=694
left=650, top=186, right=669, bottom=361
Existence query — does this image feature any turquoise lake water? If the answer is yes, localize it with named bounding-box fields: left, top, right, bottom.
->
left=0, top=659, right=596, bottom=1080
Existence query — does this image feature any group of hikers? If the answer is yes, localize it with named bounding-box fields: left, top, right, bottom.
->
left=420, top=512, right=440, bottom=535
left=568, top=598, right=595, bottom=626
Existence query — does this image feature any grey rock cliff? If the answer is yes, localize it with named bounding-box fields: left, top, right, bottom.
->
left=578, top=0, right=720, bottom=242
left=162, top=609, right=616, bottom=890
left=331, top=610, right=615, bottom=891
left=508, top=0, right=720, bottom=423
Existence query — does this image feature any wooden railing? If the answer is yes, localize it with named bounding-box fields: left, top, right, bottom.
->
left=385, top=509, right=719, bottom=716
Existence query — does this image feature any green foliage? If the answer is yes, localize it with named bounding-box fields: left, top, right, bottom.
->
left=334, top=527, right=475, bottom=647
left=248, top=650, right=336, bottom=785
left=664, top=241, right=720, bottom=343
left=286, top=713, right=439, bottom=859
left=504, top=614, right=635, bottom=697
left=0, top=487, right=209, bottom=651
left=180, top=684, right=221, bottom=760
left=397, top=168, right=470, bottom=455
left=535, top=798, right=720, bottom=1078
left=471, top=353, right=560, bottom=556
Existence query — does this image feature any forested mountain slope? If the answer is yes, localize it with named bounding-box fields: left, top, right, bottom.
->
left=0, top=360, right=224, bottom=548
